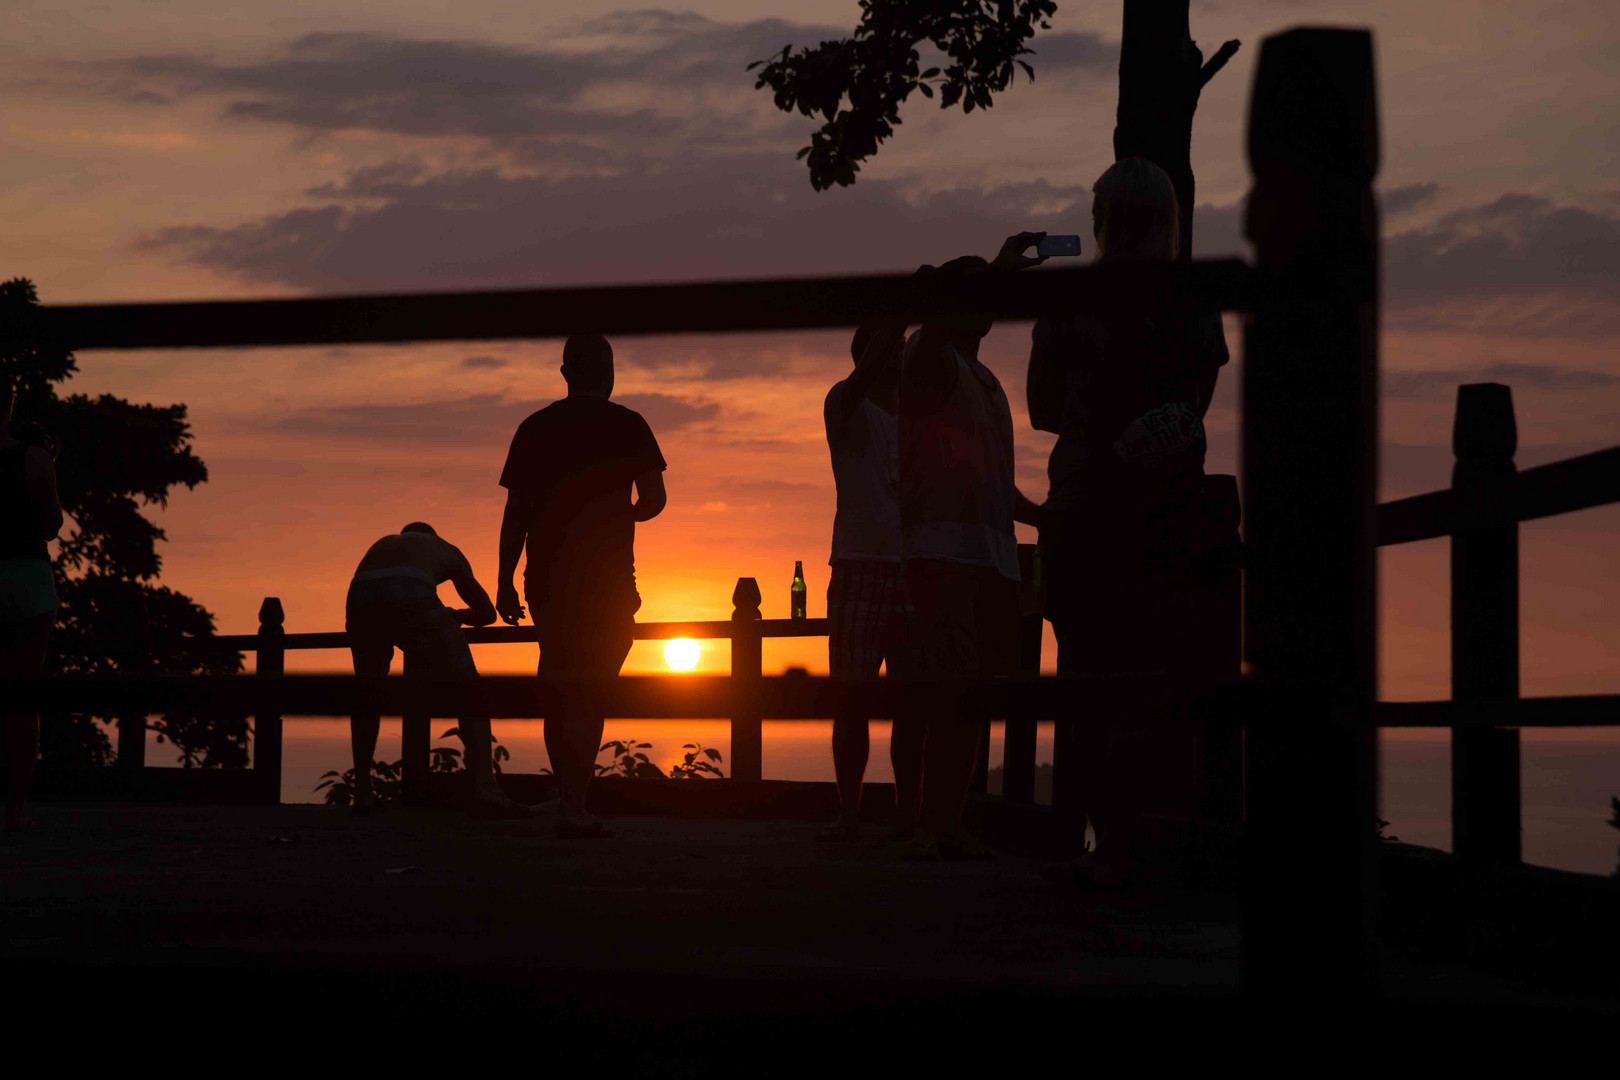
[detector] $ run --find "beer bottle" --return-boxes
[790,561,807,619]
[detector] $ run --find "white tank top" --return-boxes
[899,342,1019,580]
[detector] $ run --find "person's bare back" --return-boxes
[354,525,495,628]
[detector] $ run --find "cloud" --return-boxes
[1382,182,1441,217]
[1383,362,1618,401]
[143,152,1094,292]
[269,389,720,443]
[1387,193,1620,298]
[1194,188,1620,336]
[76,13,1116,172]
[462,355,508,369]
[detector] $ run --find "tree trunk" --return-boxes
[1113,1,1236,261]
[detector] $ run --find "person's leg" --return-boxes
[888,717,925,835]
[905,562,985,845]
[886,571,924,836]
[916,568,1018,843]
[543,611,630,833]
[2,613,53,831]
[826,562,882,835]
[346,638,391,812]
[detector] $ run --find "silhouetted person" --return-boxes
[496,334,666,839]
[1026,158,1235,883]
[898,234,1046,858]
[346,522,519,815]
[0,388,62,832]
[819,319,924,841]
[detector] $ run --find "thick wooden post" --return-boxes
[1241,28,1380,998]
[1195,476,1244,824]
[400,649,431,806]
[1002,543,1042,803]
[730,577,763,782]
[1451,383,1521,863]
[253,597,285,804]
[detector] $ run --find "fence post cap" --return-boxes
[258,597,285,629]
[1454,382,1516,463]
[731,577,762,619]
[1247,27,1379,183]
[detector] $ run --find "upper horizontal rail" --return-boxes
[1376,444,1620,546]
[208,617,831,651]
[39,260,1255,351]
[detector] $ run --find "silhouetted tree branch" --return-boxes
[750,0,1057,190]
[751,1,1239,261]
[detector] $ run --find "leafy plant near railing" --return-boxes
[436,726,511,776]
[596,739,665,780]
[596,738,725,780]
[670,743,724,780]
[316,758,402,807]
[313,728,514,806]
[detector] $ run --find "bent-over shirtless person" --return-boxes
[346,522,522,815]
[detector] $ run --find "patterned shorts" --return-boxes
[345,569,477,677]
[827,559,919,679]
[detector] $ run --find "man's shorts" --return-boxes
[345,567,476,677]
[529,595,635,678]
[827,559,919,679]
[903,559,1019,678]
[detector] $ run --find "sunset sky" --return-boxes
[4,1,1616,696]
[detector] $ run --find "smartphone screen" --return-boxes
[1037,234,1082,257]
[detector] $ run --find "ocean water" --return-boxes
[162,718,1619,879]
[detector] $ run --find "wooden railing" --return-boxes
[1375,383,1620,865]
[108,558,1054,805]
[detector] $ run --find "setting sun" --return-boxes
[664,638,702,672]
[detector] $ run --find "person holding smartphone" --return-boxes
[896,234,1046,858]
[0,388,63,833]
[1025,158,1235,884]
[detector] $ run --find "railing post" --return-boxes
[1002,543,1041,803]
[400,650,431,806]
[253,597,285,805]
[116,714,146,772]
[730,577,763,782]
[1242,28,1380,998]
[1451,383,1521,863]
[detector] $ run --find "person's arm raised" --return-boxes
[631,468,666,522]
[444,544,498,627]
[23,445,63,542]
[827,324,903,431]
[496,492,529,625]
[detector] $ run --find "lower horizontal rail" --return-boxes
[1375,695,1620,728]
[14,675,1616,727]
[11,673,1243,720]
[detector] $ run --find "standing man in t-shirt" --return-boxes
[819,319,924,841]
[899,235,1046,858]
[496,334,667,838]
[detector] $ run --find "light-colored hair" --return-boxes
[1091,158,1179,262]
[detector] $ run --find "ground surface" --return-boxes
[2,804,1613,1067]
